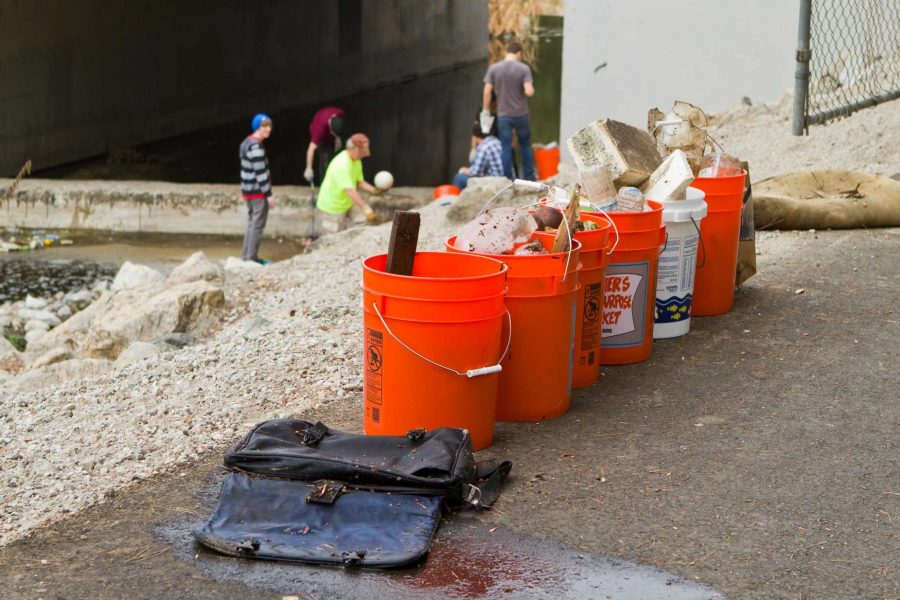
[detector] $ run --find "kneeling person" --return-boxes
[315,133,380,233]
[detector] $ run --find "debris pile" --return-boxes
[1,227,73,253]
[566,101,744,211]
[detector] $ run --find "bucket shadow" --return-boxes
[156,474,721,600]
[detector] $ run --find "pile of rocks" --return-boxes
[0,252,227,392]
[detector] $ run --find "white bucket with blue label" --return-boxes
[654,187,707,339]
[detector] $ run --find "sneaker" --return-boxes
[254,258,270,266]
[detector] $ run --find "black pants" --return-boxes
[316,145,336,185]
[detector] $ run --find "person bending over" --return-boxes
[315,133,381,233]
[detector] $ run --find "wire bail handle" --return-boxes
[476,179,577,282]
[372,302,512,378]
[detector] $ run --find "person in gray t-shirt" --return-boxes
[483,41,536,180]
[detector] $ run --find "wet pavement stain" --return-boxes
[156,475,722,600]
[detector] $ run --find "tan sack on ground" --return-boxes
[754,170,900,230]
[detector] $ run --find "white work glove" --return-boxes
[479,110,495,135]
[267,195,275,209]
[303,167,314,183]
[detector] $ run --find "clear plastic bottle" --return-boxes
[615,186,645,212]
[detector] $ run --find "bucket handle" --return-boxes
[690,216,707,269]
[371,302,512,378]
[659,229,669,255]
[590,207,620,255]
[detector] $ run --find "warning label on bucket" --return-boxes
[581,282,602,351]
[602,262,649,347]
[365,329,384,413]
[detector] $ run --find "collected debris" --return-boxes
[452,207,537,254]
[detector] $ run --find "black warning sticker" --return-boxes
[581,282,602,351]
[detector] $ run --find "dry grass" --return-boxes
[488,0,539,66]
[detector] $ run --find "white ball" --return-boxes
[374,170,394,190]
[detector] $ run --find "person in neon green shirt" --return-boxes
[315,133,381,232]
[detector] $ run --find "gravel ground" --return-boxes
[2,97,898,549]
[708,93,900,180]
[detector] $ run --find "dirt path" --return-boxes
[1,228,898,599]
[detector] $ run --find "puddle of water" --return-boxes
[156,474,721,600]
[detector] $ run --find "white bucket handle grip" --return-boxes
[371,302,512,378]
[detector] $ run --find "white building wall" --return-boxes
[560,0,797,161]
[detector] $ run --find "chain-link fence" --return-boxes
[792,0,900,135]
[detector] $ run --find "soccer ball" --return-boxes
[374,171,394,190]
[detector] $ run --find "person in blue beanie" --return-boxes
[240,113,273,264]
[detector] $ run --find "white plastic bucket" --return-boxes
[653,187,707,339]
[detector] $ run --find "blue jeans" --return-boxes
[498,115,536,180]
[452,171,470,190]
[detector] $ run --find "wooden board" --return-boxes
[386,211,421,275]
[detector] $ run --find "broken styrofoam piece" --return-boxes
[453,207,537,255]
[642,150,695,202]
[648,102,709,174]
[567,119,662,188]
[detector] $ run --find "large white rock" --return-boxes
[29,280,225,359]
[24,319,51,332]
[166,251,224,286]
[25,329,46,347]
[31,347,75,369]
[25,295,48,310]
[111,262,166,291]
[0,336,15,353]
[17,308,62,327]
[115,341,161,366]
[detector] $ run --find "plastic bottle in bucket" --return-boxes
[654,187,707,339]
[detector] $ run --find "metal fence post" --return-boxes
[792,0,813,136]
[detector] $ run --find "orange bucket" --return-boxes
[433,184,461,199]
[533,145,560,180]
[586,201,665,365]
[690,172,746,316]
[533,213,611,388]
[362,252,508,450]
[446,235,581,421]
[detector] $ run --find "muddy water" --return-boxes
[0,233,308,303]
[156,475,721,600]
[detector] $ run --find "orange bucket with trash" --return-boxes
[533,213,612,388]
[585,200,665,365]
[362,252,508,450]
[446,236,581,421]
[690,171,746,316]
[533,144,560,180]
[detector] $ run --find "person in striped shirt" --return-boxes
[453,121,504,190]
[240,113,273,264]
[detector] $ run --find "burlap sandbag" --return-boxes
[754,170,900,230]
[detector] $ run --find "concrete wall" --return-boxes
[0,0,488,175]
[0,179,431,238]
[560,0,797,161]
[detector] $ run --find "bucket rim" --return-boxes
[363,251,509,283]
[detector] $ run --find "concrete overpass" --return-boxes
[0,0,487,176]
